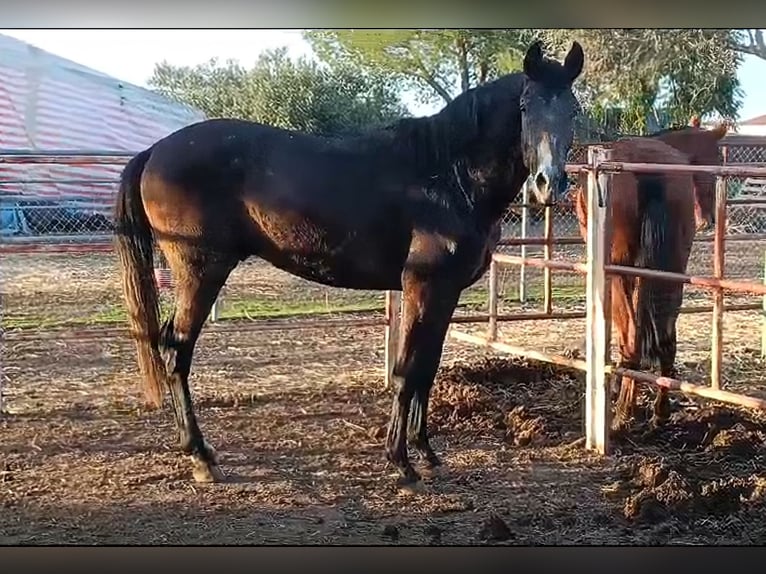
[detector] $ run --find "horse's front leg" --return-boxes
[385,256,462,491]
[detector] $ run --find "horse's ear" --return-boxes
[523,40,545,81]
[564,41,584,83]
[711,122,729,140]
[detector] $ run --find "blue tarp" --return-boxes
[0,201,112,237]
[0,203,28,236]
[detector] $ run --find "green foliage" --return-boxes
[149,29,747,139]
[729,29,766,61]
[538,29,744,134]
[148,47,409,135]
[304,29,535,106]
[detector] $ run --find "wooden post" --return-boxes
[487,258,499,341]
[762,251,766,360]
[543,204,554,314]
[210,298,220,323]
[519,182,530,302]
[384,290,402,389]
[710,176,727,389]
[584,146,612,454]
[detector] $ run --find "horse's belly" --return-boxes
[263,251,402,290]
[241,202,407,289]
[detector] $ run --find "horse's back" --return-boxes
[611,136,696,215]
[137,120,276,252]
[611,137,696,270]
[136,118,416,288]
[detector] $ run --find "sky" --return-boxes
[2,28,765,121]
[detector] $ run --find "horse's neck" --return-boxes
[471,156,528,229]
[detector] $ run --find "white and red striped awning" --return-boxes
[0,34,207,212]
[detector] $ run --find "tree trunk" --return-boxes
[479,60,489,85]
[457,37,470,93]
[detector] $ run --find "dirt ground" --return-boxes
[2,311,766,544]
[2,231,766,545]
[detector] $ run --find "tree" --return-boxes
[304,29,535,107]
[730,29,766,60]
[538,29,744,134]
[148,47,409,135]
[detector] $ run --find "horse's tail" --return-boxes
[634,173,672,369]
[114,147,166,408]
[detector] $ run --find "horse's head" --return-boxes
[659,122,728,231]
[520,40,584,205]
[692,123,728,231]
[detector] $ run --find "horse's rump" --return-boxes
[608,137,696,368]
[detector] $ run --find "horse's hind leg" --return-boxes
[611,275,641,433]
[159,248,237,483]
[651,292,683,427]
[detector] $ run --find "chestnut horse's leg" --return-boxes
[612,274,642,433]
[385,271,461,490]
[159,250,237,483]
[651,286,684,427]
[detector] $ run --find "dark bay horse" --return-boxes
[114,40,585,488]
[573,137,697,431]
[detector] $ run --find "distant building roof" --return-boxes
[0,33,207,212]
[740,114,766,126]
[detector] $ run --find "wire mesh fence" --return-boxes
[2,140,766,338]
[0,151,130,245]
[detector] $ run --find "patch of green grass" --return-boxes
[2,283,585,331]
[218,296,383,320]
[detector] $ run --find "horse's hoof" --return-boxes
[419,461,445,479]
[190,458,226,484]
[649,416,668,431]
[609,418,632,439]
[397,478,426,496]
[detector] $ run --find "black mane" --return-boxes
[382,72,525,178]
[648,125,696,137]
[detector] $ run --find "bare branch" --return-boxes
[729,29,766,60]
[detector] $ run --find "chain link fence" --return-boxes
[486,137,766,321]
[1,153,128,246]
[3,137,766,336]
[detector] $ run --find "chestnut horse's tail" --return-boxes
[114,147,166,409]
[634,174,672,369]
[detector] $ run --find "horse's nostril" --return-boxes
[535,172,548,189]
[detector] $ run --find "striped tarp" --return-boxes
[0,33,206,229]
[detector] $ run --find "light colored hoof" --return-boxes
[397,479,426,496]
[190,457,226,484]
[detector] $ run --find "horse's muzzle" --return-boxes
[528,169,566,206]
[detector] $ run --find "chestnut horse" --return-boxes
[573,137,697,430]
[114,41,584,488]
[646,123,727,230]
